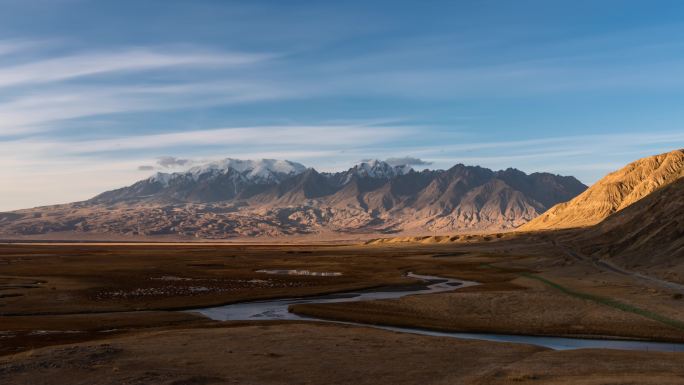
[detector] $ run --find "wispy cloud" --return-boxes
[411,132,684,154]
[0,43,280,136]
[0,39,47,57]
[48,123,417,153]
[0,81,294,135]
[302,24,684,98]
[156,156,194,169]
[0,48,271,89]
[0,122,417,170]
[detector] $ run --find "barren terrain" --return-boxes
[5,323,684,385]
[1,240,684,384]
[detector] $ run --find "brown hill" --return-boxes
[575,176,684,270]
[522,149,684,231]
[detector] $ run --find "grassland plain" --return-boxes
[2,240,684,384]
[3,323,684,385]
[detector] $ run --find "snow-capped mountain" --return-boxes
[348,160,412,179]
[150,158,307,186]
[93,158,308,203]
[1,158,588,238]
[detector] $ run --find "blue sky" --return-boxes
[2,0,684,210]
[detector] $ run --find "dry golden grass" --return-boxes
[2,323,684,385]
[3,241,684,384]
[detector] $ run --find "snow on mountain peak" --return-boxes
[188,158,306,178]
[351,160,413,179]
[147,158,418,187]
[149,158,307,186]
[150,171,173,186]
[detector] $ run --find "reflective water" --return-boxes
[192,273,684,352]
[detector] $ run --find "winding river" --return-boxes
[192,273,684,352]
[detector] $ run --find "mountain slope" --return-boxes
[0,159,586,238]
[576,177,684,267]
[522,149,684,231]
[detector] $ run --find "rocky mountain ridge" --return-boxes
[0,158,587,238]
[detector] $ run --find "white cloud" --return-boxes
[0,81,295,135]
[0,44,280,135]
[409,132,684,155]
[34,123,417,153]
[384,156,433,167]
[0,39,46,56]
[156,156,194,168]
[2,124,388,165]
[0,48,271,89]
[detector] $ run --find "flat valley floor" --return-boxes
[2,239,684,384]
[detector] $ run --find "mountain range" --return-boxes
[0,159,587,239]
[366,149,684,280]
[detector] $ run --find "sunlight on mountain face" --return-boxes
[0,159,587,238]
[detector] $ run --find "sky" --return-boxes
[2,0,684,211]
